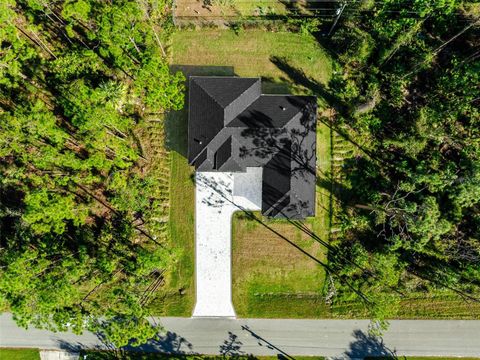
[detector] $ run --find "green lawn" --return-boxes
[232,120,332,318]
[233,0,288,16]
[163,27,480,320]
[146,108,195,316]
[231,213,329,318]
[171,29,332,91]
[330,293,480,319]
[168,28,334,318]
[0,348,40,360]
[81,351,324,359]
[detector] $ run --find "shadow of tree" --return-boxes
[260,77,293,94]
[312,32,342,63]
[56,328,197,355]
[164,109,189,157]
[198,172,372,304]
[126,331,195,354]
[269,56,348,115]
[169,65,235,78]
[318,117,399,170]
[316,156,390,209]
[196,172,232,209]
[219,331,247,358]
[55,338,108,353]
[237,105,316,181]
[338,329,397,359]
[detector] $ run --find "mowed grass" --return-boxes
[330,293,480,320]
[167,29,333,317]
[233,0,288,16]
[232,120,332,318]
[232,214,329,318]
[149,108,195,316]
[172,29,332,89]
[166,28,479,320]
[0,348,40,360]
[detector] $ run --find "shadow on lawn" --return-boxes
[269,55,348,116]
[197,173,372,305]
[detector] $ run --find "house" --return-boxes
[188,76,317,219]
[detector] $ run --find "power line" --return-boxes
[403,16,480,78]
[176,4,477,17]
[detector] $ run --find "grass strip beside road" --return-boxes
[0,348,40,360]
[81,351,324,359]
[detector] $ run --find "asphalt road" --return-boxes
[1,314,479,358]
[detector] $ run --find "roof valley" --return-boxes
[188,76,317,219]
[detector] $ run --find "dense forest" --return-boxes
[319,0,480,328]
[0,0,184,346]
[0,0,479,347]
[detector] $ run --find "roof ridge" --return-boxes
[283,108,304,129]
[223,78,260,109]
[263,190,291,217]
[189,147,208,168]
[193,77,260,109]
[193,78,223,108]
[226,95,304,129]
[219,157,241,172]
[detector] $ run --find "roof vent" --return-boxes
[280,106,286,111]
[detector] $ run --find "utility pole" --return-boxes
[327,2,346,36]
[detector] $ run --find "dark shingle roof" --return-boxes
[262,146,292,216]
[228,95,309,128]
[193,77,260,108]
[188,76,317,219]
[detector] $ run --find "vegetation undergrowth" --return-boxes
[1,0,479,350]
[171,3,480,323]
[0,0,185,346]
[309,0,480,326]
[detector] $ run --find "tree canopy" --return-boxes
[0,0,184,346]
[321,0,480,326]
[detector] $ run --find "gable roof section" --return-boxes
[193,77,260,108]
[188,79,224,164]
[188,77,260,164]
[228,95,306,128]
[188,76,317,219]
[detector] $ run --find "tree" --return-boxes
[0,0,184,346]
[324,0,480,324]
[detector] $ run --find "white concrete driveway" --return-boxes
[192,168,262,317]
